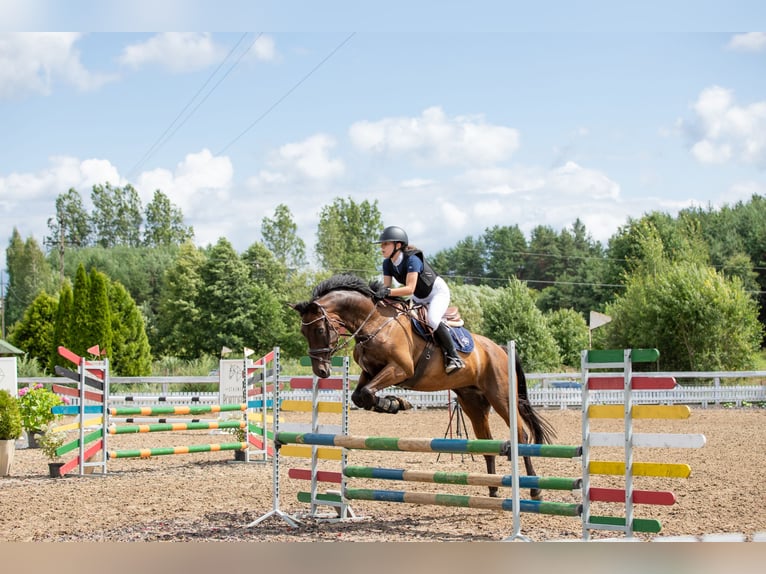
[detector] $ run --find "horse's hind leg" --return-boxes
[484,376,543,501]
[452,390,500,497]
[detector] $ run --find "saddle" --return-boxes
[411,305,464,328]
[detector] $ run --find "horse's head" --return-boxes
[290,299,340,379]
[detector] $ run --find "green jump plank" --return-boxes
[299,356,345,367]
[587,515,662,534]
[586,348,660,364]
[56,428,104,457]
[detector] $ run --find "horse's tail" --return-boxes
[514,357,557,444]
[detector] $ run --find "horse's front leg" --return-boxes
[351,364,413,414]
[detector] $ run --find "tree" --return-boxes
[430,236,486,284]
[88,268,112,358]
[4,229,56,328]
[196,238,285,357]
[109,281,152,375]
[91,183,143,247]
[7,292,58,371]
[156,241,206,359]
[143,189,194,247]
[44,188,92,280]
[483,225,527,285]
[315,197,382,277]
[603,233,763,371]
[545,308,590,368]
[261,204,306,269]
[242,242,288,290]
[481,278,561,371]
[69,264,91,361]
[49,280,73,372]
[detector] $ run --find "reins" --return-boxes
[302,297,407,360]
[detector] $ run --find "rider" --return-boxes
[375,225,465,374]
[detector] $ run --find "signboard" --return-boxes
[0,357,17,397]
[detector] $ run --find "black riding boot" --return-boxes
[433,322,465,374]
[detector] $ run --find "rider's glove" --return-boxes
[374,285,391,300]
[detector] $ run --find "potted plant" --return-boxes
[17,384,64,448]
[0,389,23,476]
[228,424,248,461]
[38,425,67,478]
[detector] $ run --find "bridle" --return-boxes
[301,299,402,361]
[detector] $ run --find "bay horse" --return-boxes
[290,273,555,498]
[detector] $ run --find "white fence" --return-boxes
[22,370,766,410]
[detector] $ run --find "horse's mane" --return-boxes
[311,273,383,301]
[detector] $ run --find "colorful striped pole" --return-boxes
[108,420,245,434]
[108,441,247,459]
[109,403,246,416]
[343,488,582,517]
[276,432,582,459]
[343,466,582,491]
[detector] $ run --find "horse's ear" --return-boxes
[290,301,309,314]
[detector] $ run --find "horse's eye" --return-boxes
[316,327,325,335]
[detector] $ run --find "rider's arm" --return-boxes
[389,271,418,297]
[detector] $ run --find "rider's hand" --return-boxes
[374,285,391,300]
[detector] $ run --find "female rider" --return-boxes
[375,225,465,374]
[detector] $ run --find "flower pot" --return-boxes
[26,430,42,449]
[0,439,15,476]
[234,449,247,462]
[48,462,65,478]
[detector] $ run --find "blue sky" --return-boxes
[2,3,766,273]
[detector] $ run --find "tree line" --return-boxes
[3,183,765,376]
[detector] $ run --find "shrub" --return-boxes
[0,390,23,440]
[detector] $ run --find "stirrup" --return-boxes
[444,356,465,374]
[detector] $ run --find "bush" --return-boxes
[17,385,64,431]
[0,390,23,440]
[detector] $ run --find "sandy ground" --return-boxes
[1,406,765,542]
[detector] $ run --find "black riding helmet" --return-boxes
[375,226,408,246]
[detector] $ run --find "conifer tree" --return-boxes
[50,280,73,372]
[109,281,152,375]
[88,268,112,357]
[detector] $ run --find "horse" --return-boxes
[290,273,555,499]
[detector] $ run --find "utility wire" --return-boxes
[127,33,257,179]
[217,32,356,156]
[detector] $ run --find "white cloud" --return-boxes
[349,106,520,166]
[727,32,766,52]
[547,161,620,199]
[0,33,116,100]
[119,33,224,73]
[685,86,766,168]
[0,156,123,202]
[252,35,277,61]
[136,148,233,213]
[249,134,345,186]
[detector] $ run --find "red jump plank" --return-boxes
[248,435,275,456]
[288,468,343,483]
[60,439,103,476]
[52,383,103,404]
[58,345,82,366]
[289,377,344,391]
[589,487,676,505]
[587,376,677,390]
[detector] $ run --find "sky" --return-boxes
[2,2,766,274]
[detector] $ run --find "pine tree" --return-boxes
[70,264,91,362]
[109,281,152,375]
[50,280,73,372]
[88,268,112,357]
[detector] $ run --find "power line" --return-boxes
[217,32,356,156]
[127,33,258,179]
